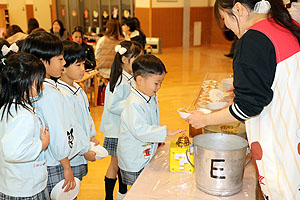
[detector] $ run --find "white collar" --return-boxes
[132,87,155,104]
[122,70,133,82]
[57,79,81,95]
[44,78,58,89]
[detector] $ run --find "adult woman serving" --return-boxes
[186,0,300,199]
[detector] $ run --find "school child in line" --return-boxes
[100,40,143,200]
[22,32,82,194]
[0,52,50,199]
[117,54,185,186]
[57,40,100,179]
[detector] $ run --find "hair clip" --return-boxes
[253,0,271,14]
[1,43,19,56]
[1,58,6,65]
[115,45,127,55]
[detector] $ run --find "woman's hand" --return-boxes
[225,85,234,93]
[185,110,207,129]
[62,167,76,192]
[223,85,235,107]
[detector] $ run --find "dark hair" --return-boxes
[105,20,124,40]
[132,17,143,33]
[62,40,85,68]
[72,26,85,38]
[21,31,63,63]
[0,39,10,62]
[30,27,46,34]
[122,18,138,32]
[214,0,300,43]
[27,18,39,34]
[109,40,143,92]
[50,19,66,37]
[0,52,46,120]
[6,25,24,37]
[132,54,167,79]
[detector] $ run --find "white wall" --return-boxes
[191,0,210,7]
[7,0,27,31]
[25,0,33,4]
[0,0,7,4]
[135,0,150,8]
[152,0,184,8]
[135,0,212,8]
[33,0,52,30]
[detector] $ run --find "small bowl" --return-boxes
[177,108,191,119]
[50,178,81,200]
[206,102,227,110]
[90,142,108,160]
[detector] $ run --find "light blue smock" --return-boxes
[0,104,47,197]
[100,70,135,138]
[33,78,81,166]
[117,88,167,172]
[57,79,96,166]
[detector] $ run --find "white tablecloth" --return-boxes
[124,141,257,200]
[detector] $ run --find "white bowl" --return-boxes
[206,102,227,111]
[177,108,191,119]
[221,78,233,91]
[197,108,212,114]
[90,142,108,160]
[209,89,224,102]
[50,177,81,200]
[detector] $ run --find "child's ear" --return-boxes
[136,75,143,85]
[40,58,48,67]
[121,56,129,64]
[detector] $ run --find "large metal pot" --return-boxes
[192,133,248,196]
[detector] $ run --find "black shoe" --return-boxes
[224,53,234,58]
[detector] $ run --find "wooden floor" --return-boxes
[77,45,247,199]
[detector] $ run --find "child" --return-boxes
[0,52,50,199]
[100,40,142,200]
[22,32,82,194]
[117,54,184,186]
[57,40,99,180]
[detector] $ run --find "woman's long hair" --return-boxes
[214,0,300,43]
[105,20,124,40]
[50,19,66,38]
[27,18,39,34]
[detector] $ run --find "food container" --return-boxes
[191,133,248,196]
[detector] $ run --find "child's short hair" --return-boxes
[132,54,167,79]
[0,52,46,120]
[62,40,85,68]
[21,31,63,63]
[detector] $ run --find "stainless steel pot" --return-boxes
[189,133,248,196]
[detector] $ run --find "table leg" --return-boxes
[93,76,99,107]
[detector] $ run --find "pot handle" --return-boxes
[244,147,252,167]
[186,144,194,168]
